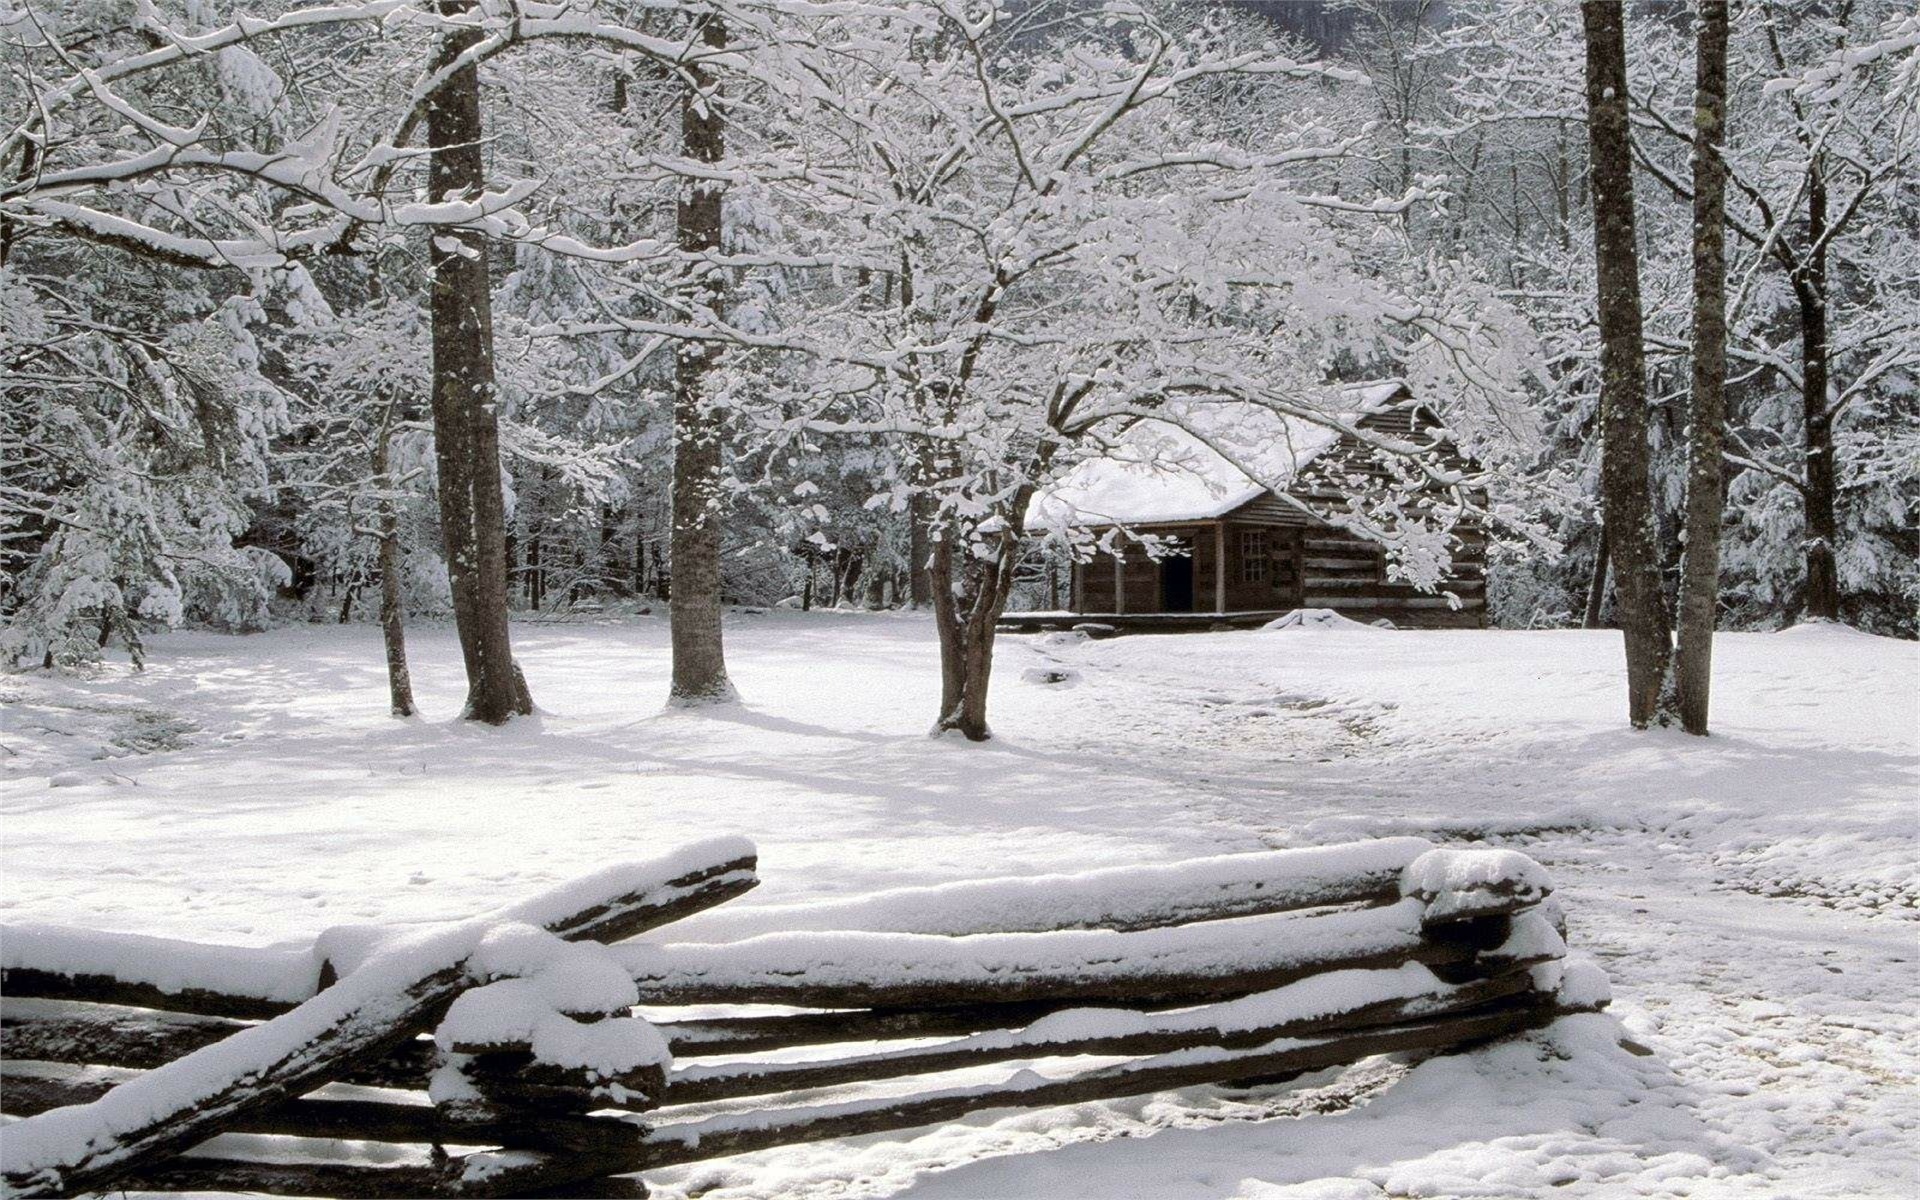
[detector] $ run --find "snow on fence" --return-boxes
[0,838,1606,1199]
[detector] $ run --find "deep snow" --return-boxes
[1,611,1914,1198]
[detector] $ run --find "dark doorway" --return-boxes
[1160,550,1194,612]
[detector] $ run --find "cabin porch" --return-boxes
[1067,518,1306,616]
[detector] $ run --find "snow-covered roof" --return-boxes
[1025,381,1407,530]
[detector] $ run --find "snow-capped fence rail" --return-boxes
[0,838,1605,1199]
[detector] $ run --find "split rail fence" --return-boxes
[0,835,1608,1198]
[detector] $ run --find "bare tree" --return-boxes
[370,406,418,720]
[1580,0,1671,728]
[425,1,533,723]
[668,7,737,706]
[1671,1,1729,735]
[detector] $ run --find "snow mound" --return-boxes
[1401,848,1553,922]
[1263,609,1383,632]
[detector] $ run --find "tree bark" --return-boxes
[928,522,1018,742]
[1582,524,1610,629]
[1581,0,1672,728]
[371,416,416,719]
[667,8,736,706]
[1795,164,1841,621]
[424,1,531,724]
[908,493,933,607]
[1671,1,1728,735]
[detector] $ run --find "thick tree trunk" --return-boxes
[1671,2,1728,736]
[928,526,1018,742]
[668,9,736,706]
[1581,1,1672,728]
[424,3,531,724]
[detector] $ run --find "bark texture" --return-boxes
[1582,525,1609,629]
[668,9,736,706]
[425,4,531,724]
[928,519,1020,742]
[1581,1,1672,728]
[371,416,416,719]
[908,493,933,607]
[1672,1,1728,735]
[1794,167,1840,621]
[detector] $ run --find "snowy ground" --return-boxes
[2,612,1915,1199]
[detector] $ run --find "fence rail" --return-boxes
[0,836,1605,1199]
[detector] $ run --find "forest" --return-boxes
[4,0,1914,735]
[1,3,1917,1199]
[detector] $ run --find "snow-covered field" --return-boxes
[2,613,1915,1199]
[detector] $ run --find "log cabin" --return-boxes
[1015,382,1487,630]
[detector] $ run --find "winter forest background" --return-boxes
[4,0,1914,724]
[3,4,1918,1196]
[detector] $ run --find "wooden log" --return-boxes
[2,998,254,1070]
[0,840,757,1200]
[662,838,1432,944]
[3,1059,529,1144]
[0,992,1118,1068]
[658,969,1539,1107]
[139,1144,648,1200]
[656,1000,1101,1056]
[460,1050,670,1111]
[112,1000,1580,1193]
[113,1158,446,1199]
[0,844,757,1022]
[0,930,318,1019]
[635,1000,1567,1170]
[0,971,300,1021]
[619,899,1465,1010]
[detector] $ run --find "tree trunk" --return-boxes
[424,1,531,724]
[1796,167,1840,621]
[378,523,416,719]
[371,417,417,719]
[1581,1,1672,728]
[928,524,1018,742]
[1671,1,1728,735]
[1582,524,1610,629]
[527,532,544,611]
[668,8,736,706]
[908,494,932,608]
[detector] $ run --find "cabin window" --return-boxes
[1239,529,1270,583]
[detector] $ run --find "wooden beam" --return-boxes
[0,842,757,1200]
[663,838,1433,942]
[1112,551,1125,615]
[635,1001,1566,1171]
[1213,521,1227,613]
[0,851,758,1021]
[617,902,1481,1009]
[658,970,1538,1106]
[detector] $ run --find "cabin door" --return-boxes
[1159,546,1195,612]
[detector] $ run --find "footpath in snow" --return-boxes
[1,612,1914,1199]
